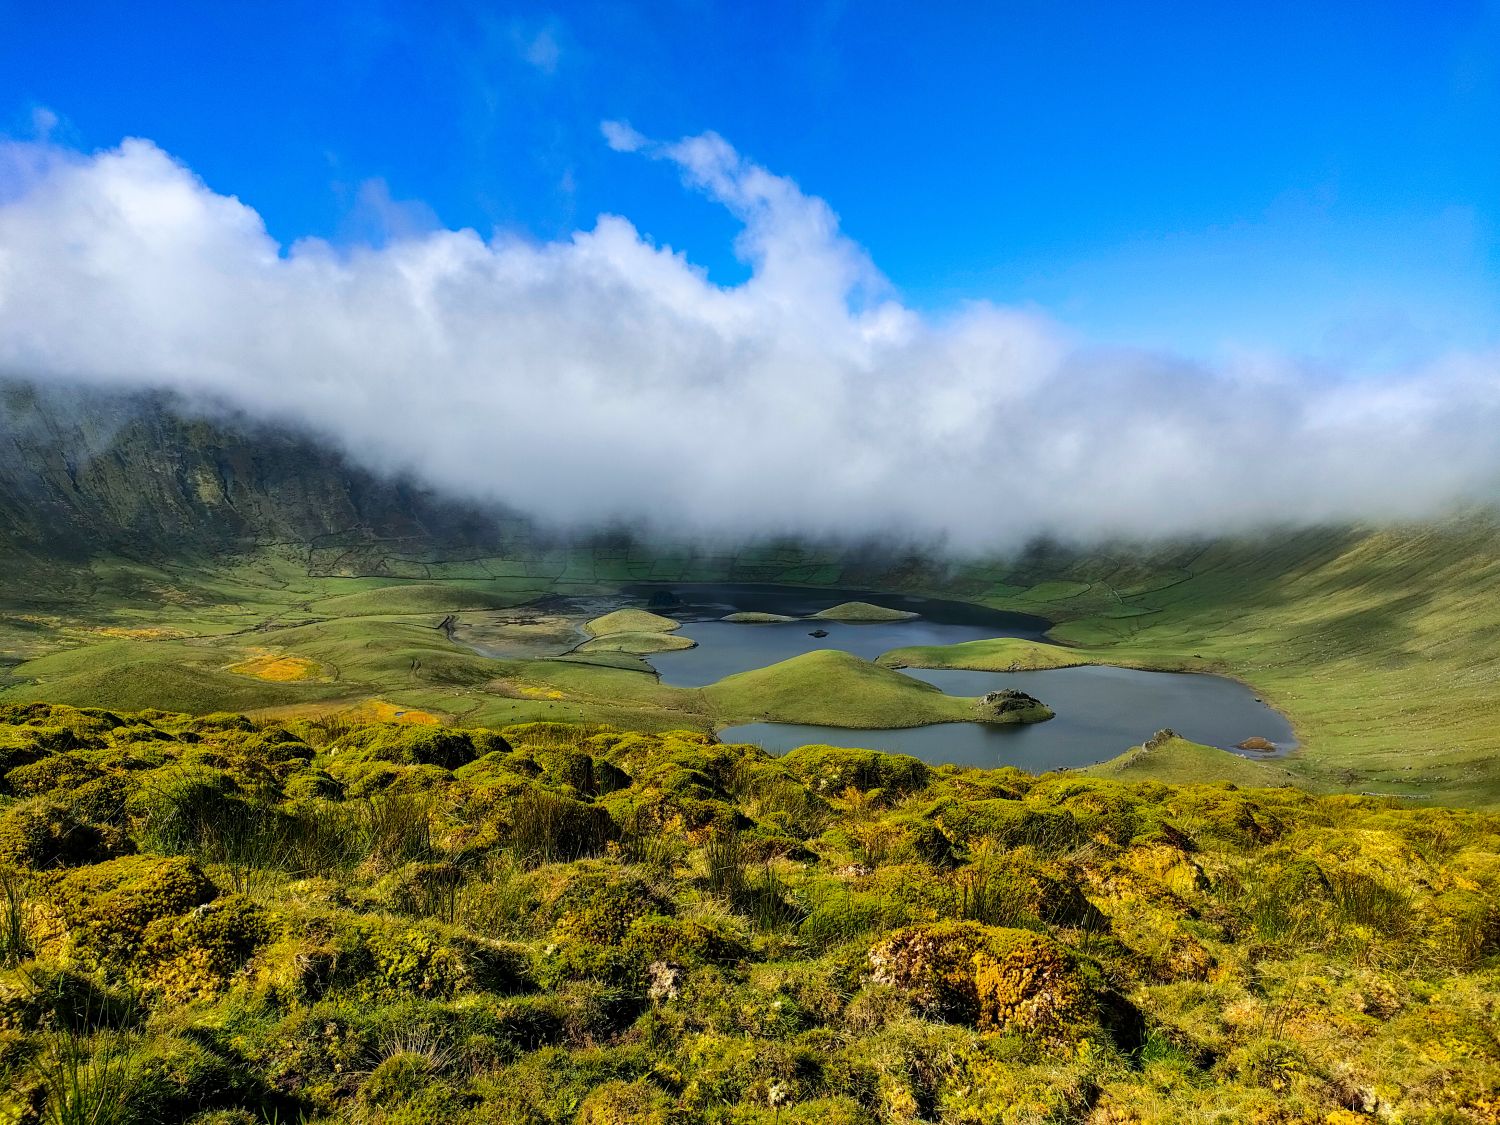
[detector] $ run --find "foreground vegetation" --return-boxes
[0,703,1496,1123]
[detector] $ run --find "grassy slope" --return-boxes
[880,637,1088,671]
[576,631,698,655]
[305,582,526,616]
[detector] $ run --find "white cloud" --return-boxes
[519,27,560,74]
[0,128,1496,551]
[600,119,646,153]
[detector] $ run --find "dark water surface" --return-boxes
[627,583,1294,770]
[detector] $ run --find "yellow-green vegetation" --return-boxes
[583,608,682,638]
[881,637,1088,672]
[809,601,919,622]
[0,703,1495,1123]
[226,651,328,683]
[722,612,800,623]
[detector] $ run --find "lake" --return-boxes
[630,583,1295,769]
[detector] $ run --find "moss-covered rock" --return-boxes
[868,922,1104,1042]
[0,796,132,868]
[137,893,273,1000]
[38,854,216,960]
[781,746,930,797]
[363,726,480,769]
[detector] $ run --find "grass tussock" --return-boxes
[0,702,1494,1123]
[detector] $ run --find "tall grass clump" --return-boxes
[359,793,435,869]
[1326,869,1414,939]
[508,788,613,865]
[957,867,1025,928]
[34,1028,135,1125]
[1,865,28,966]
[616,807,682,872]
[704,828,747,901]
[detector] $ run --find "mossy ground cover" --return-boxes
[0,703,1495,1123]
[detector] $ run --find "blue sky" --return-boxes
[2,0,1497,364]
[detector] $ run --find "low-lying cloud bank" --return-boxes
[0,126,1496,551]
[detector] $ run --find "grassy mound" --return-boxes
[0,703,1495,1123]
[704,650,979,727]
[583,608,682,638]
[881,636,1087,671]
[721,611,800,623]
[576,631,698,656]
[808,601,919,622]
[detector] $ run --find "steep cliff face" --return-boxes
[0,380,515,561]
